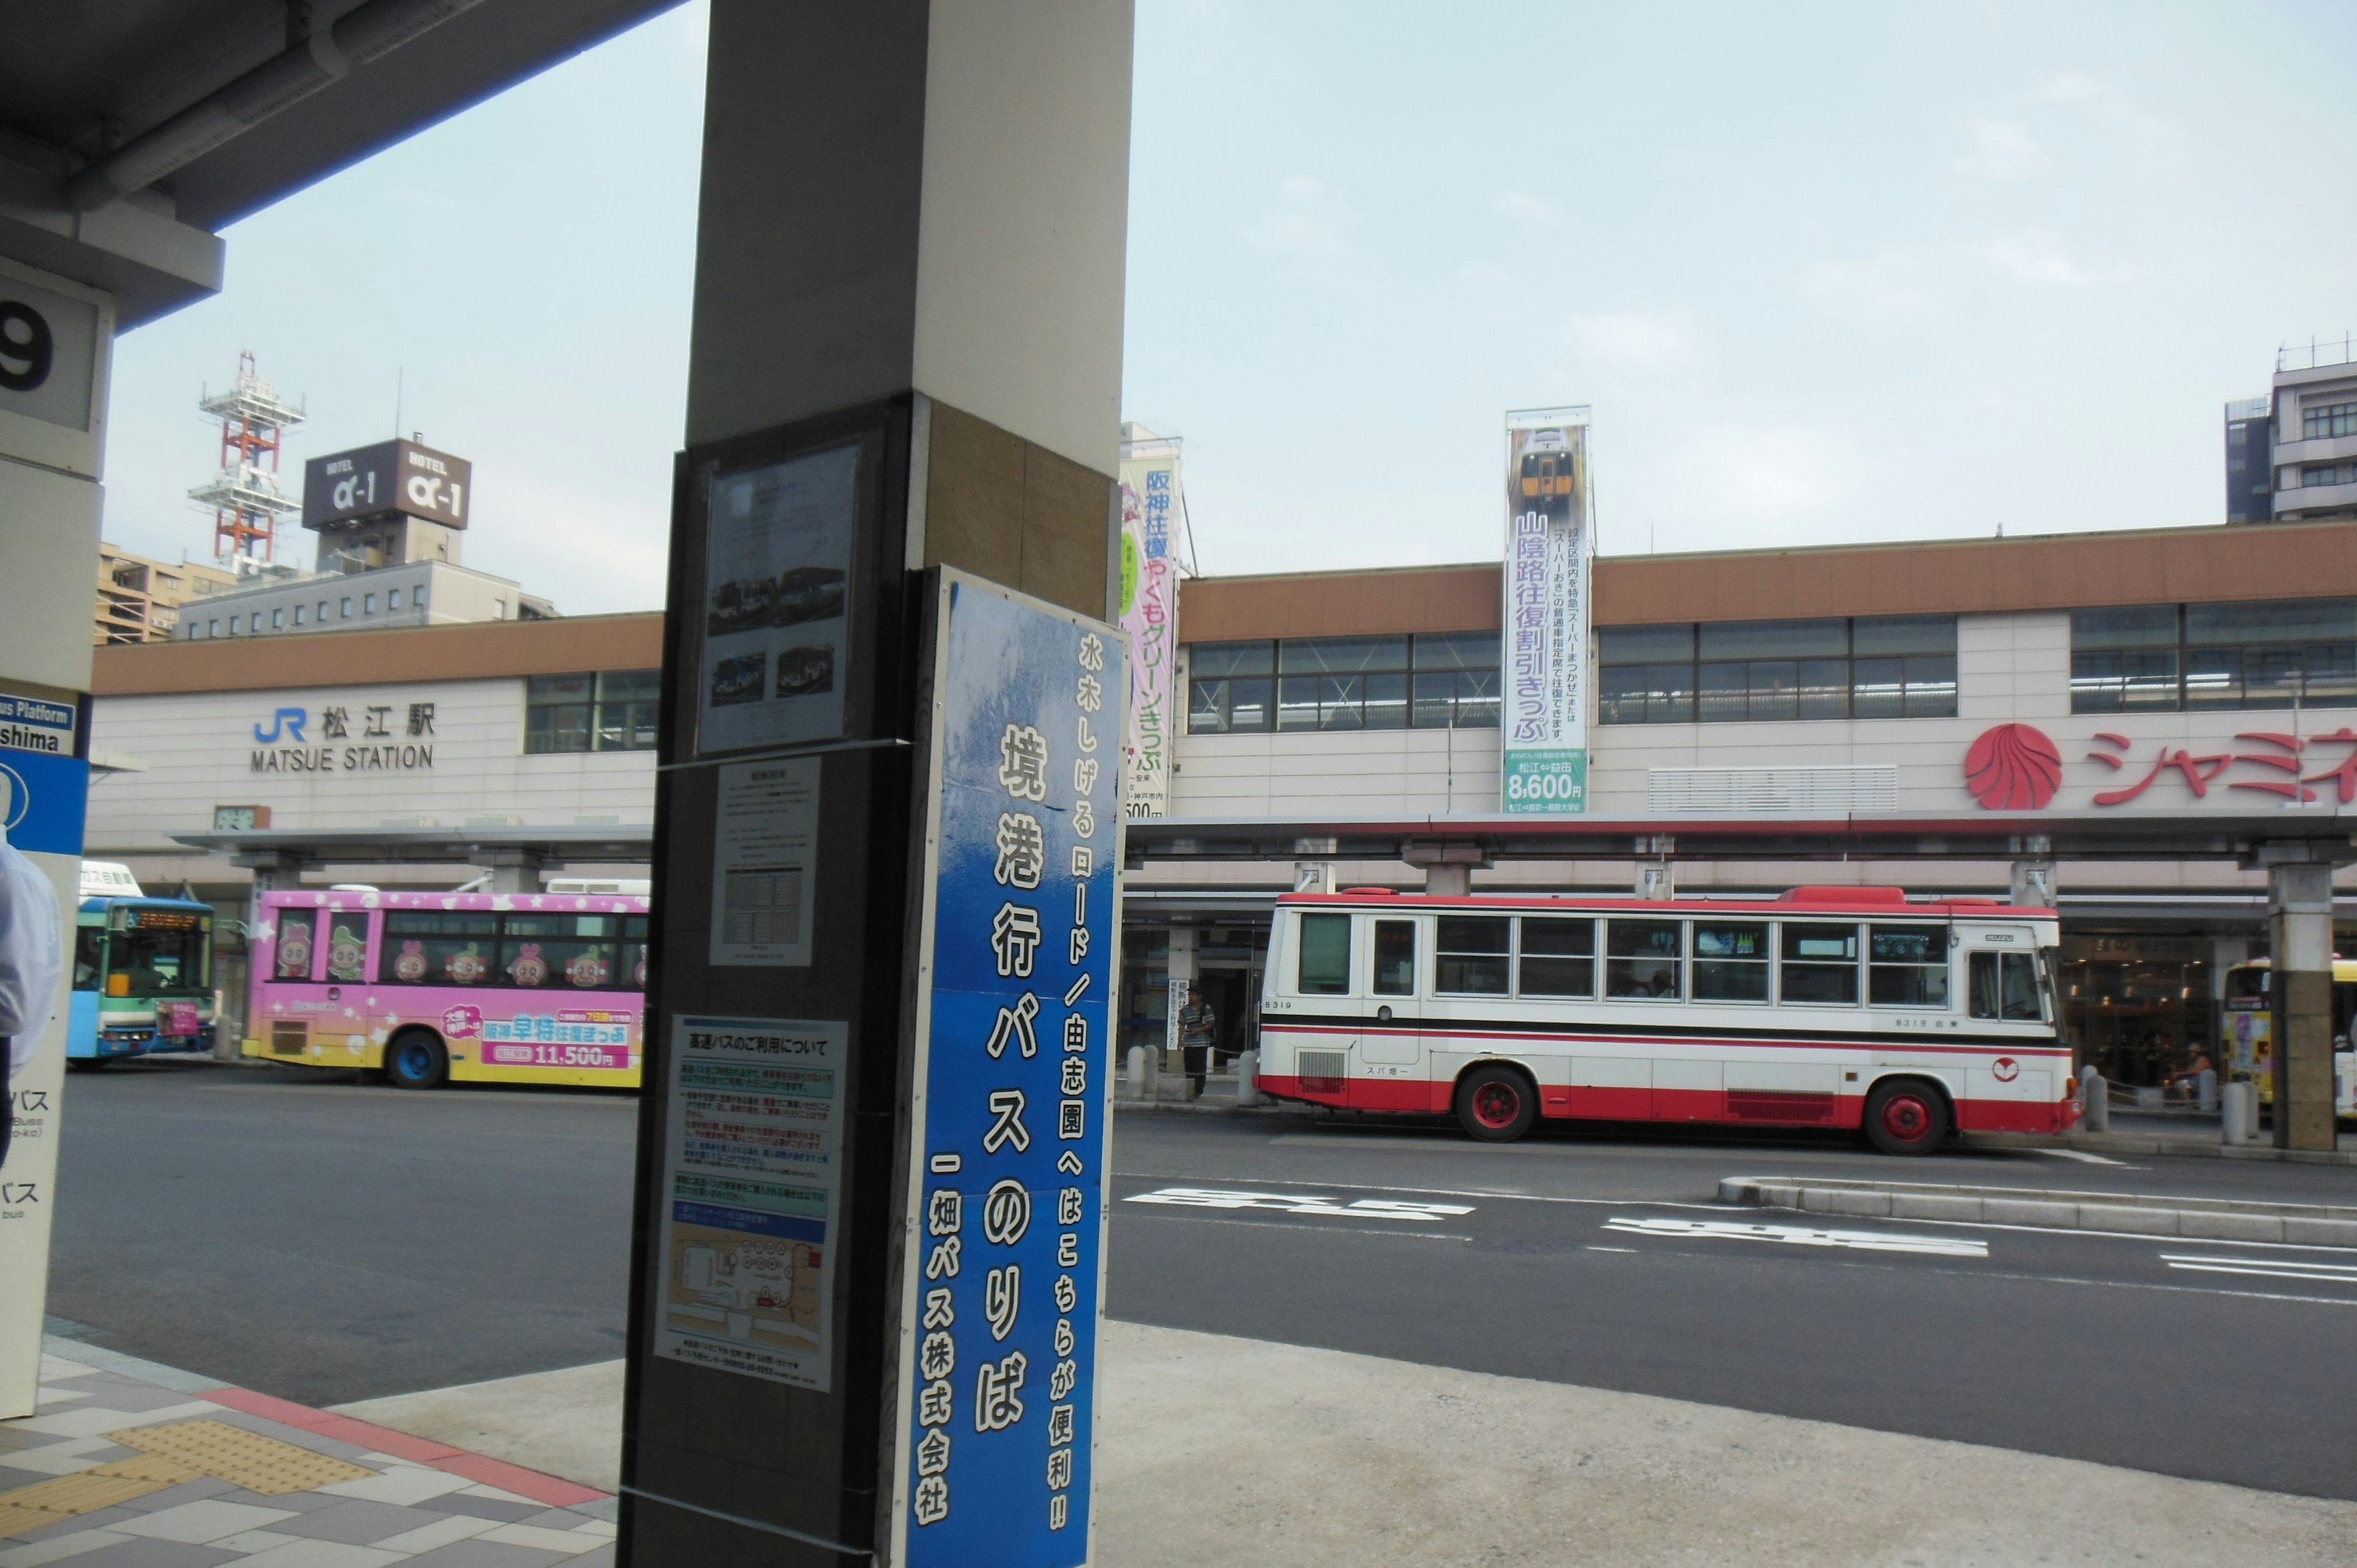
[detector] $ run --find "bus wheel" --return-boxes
[385,1031,449,1091]
[1455,1064,1536,1143]
[1864,1078,1948,1156]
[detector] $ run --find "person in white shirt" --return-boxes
[0,827,64,1168]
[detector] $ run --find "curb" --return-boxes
[1962,1130,2357,1166]
[1113,1097,1309,1118]
[1720,1176,2357,1245]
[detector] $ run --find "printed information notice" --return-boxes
[654,1015,846,1391]
[697,446,856,757]
[710,757,819,967]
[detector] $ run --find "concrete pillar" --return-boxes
[0,260,114,1419]
[622,6,1133,1564]
[1635,859,1674,901]
[1404,838,1489,898]
[2009,859,2057,908]
[1166,924,1198,1095]
[234,852,311,895]
[2266,859,2337,1152]
[474,849,546,895]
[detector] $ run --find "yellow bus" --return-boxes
[2218,959,2357,1118]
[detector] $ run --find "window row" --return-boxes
[1188,633,1501,733]
[188,584,427,639]
[1597,616,1957,725]
[2069,600,2357,713]
[526,670,661,752]
[271,908,650,990]
[2302,462,2357,490]
[2301,400,2357,441]
[1296,912,2043,1019]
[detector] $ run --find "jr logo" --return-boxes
[254,707,308,743]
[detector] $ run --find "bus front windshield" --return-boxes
[111,925,210,997]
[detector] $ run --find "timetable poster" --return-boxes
[708,756,819,968]
[653,1016,846,1391]
[698,445,856,757]
[892,574,1125,1567]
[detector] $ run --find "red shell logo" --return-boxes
[1964,724,2062,811]
[1992,1057,2019,1083]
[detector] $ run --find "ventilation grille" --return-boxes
[1296,1051,1347,1094]
[269,1021,307,1055]
[1725,1090,1837,1123]
[1648,766,1898,815]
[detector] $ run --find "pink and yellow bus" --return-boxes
[244,889,649,1089]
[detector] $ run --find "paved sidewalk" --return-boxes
[1,1338,614,1567]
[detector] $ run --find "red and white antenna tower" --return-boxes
[190,350,306,564]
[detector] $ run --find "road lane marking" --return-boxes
[2031,1149,2131,1166]
[2161,1253,2357,1286]
[1587,1246,1637,1253]
[1121,1210,1469,1242]
[1115,1172,1726,1210]
[1124,1187,1476,1221]
[1604,1217,1989,1258]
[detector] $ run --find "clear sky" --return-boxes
[101,1,2357,614]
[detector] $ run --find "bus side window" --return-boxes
[74,927,104,991]
[273,910,318,981]
[1969,952,2042,1021]
[622,915,651,991]
[1296,913,1351,995]
[1517,917,1594,998]
[323,915,371,983]
[2332,983,2357,1048]
[1373,919,1417,997]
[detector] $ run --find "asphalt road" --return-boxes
[41,1060,2357,1500]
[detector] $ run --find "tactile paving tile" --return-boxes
[0,1468,176,1532]
[107,1419,377,1496]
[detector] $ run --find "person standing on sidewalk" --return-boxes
[0,825,64,1168]
[1178,986,1218,1097]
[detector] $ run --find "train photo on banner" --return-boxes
[246,889,650,1089]
[1254,886,2075,1154]
[69,862,218,1068]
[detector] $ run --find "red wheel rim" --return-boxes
[1473,1081,1520,1129]
[1881,1093,1932,1142]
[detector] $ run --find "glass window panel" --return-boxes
[1868,924,1950,1007]
[1797,658,1849,719]
[1852,614,1956,657]
[1228,678,1272,731]
[1318,674,1364,730]
[1902,655,1958,718]
[2002,952,2042,1021]
[1517,916,1595,997]
[2178,646,2245,708]
[271,909,317,981]
[2071,605,2177,649]
[1692,921,1770,1002]
[1597,665,1648,726]
[1412,631,1501,671]
[1605,919,1683,999]
[1373,919,1417,996]
[1297,913,1351,995]
[1698,662,1749,724]
[2304,644,2357,705]
[1779,922,1860,1005]
[528,673,594,702]
[1746,660,1799,721]
[1363,670,1409,730]
[1276,675,1322,730]
[1188,678,1229,733]
[1411,670,1455,728]
[1598,624,1696,663]
[598,670,662,701]
[1186,641,1274,679]
[2070,650,2180,714]
[1646,663,1695,723]
[1700,618,1846,660]
[2185,598,2357,646]
[1280,636,1409,675]
[1435,916,1511,995]
[1851,657,1905,719]
[1454,670,1501,728]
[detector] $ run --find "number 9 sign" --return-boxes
[0,299,53,393]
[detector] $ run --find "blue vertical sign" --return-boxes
[896,573,1123,1567]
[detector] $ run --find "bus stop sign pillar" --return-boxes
[0,258,113,1419]
[621,4,1133,1564]
[2264,859,2336,1152]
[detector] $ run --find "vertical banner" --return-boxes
[1116,429,1181,818]
[1501,406,1593,815]
[892,571,1124,1567]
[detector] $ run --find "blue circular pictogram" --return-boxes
[0,760,27,833]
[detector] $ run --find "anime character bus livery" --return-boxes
[246,889,649,1089]
[69,862,217,1067]
[1256,886,2074,1154]
[2219,959,2357,1121]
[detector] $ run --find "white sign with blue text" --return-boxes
[892,573,1124,1568]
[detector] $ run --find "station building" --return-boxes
[82,516,2357,1089]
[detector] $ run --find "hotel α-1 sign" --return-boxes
[1964,722,2357,809]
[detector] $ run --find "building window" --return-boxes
[2302,401,2357,441]
[387,587,403,609]
[414,582,430,610]
[2071,600,2357,713]
[1186,633,1500,733]
[207,619,220,638]
[270,608,285,630]
[340,597,352,617]
[292,604,305,626]
[363,593,377,613]
[1599,616,1956,725]
[2302,462,2357,489]
[525,671,661,753]
[317,600,328,622]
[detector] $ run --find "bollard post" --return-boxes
[2078,1064,2110,1132]
[1236,1047,1259,1108]
[2221,1080,2256,1146]
[1125,1043,1146,1099]
[2196,1068,2218,1114]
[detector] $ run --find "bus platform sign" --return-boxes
[892,570,1124,1567]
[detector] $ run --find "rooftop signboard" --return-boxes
[302,438,472,531]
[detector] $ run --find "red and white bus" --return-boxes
[1255,886,2075,1153]
[245,889,649,1089]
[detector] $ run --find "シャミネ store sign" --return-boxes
[249,700,438,774]
[1964,722,2357,811]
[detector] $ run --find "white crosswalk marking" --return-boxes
[2161,1253,2357,1286]
[1604,1216,1989,1258]
[1125,1186,1475,1220]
